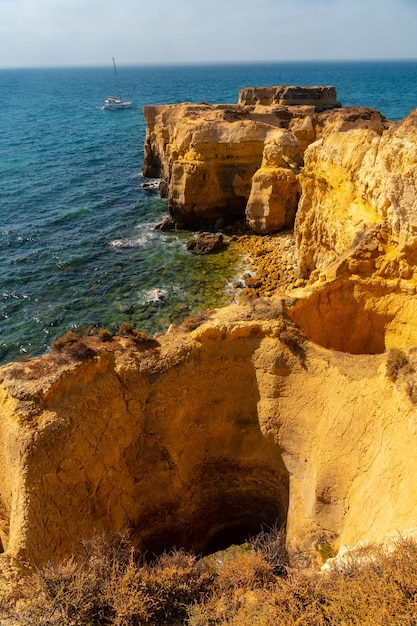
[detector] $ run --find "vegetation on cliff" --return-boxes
[2,91,417,623]
[2,530,416,625]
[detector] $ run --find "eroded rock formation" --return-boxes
[1,88,417,571]
[1,287,417,568]
[296,110,417,281]
[246,129,301,233]
[238,85,340,108]
[142,87,389,234]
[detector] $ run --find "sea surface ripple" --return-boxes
[1,61,417,364]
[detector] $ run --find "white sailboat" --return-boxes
[103,58,132,110]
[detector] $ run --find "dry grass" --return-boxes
[2,534,212,625]
[386,348,417,403]
[49,325,160,362]
[1,532,417,625]
[51,330,97,361]
[117,323,160,349]
[386,348,411,382]
[189,537,417,626]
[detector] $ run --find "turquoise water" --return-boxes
[1,61,417,364]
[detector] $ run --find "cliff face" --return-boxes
[142,87,389,234]
[1,88,417,569]
[296,110,417,280]
[0,294,417,567]
[238,85,340,108]
[143,102,294,228]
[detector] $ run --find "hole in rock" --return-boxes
[197,465,288,556]
[128,353,289,559]
[136,458,289,558]
[202,519,278,556]
[287,281,395,354]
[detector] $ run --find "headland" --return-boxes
[1,85,417,579]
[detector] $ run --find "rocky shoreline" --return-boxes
[231,231,300,299]
[1,85,417,577]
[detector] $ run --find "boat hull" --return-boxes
[103,96,132,110]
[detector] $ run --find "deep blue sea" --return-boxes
[1,61,417,365]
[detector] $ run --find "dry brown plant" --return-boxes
[1,532,416,625]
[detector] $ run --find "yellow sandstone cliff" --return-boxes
[1,87,417,570]
[142,86,389,234]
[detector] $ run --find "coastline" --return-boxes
[231,231,300,300]
[1,76,417,611]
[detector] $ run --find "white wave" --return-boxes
[146,288,168,303]
[108,229,157,249]
[108,239,124,248]
[138,178,160,190]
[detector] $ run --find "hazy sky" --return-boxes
[1,0,417,68]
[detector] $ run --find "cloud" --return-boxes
[0,0,416,67]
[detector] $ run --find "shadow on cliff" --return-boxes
[0,320,291,565]
[124,330,290,557]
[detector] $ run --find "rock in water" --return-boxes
[155,215,176,231]
[186,232,224,254]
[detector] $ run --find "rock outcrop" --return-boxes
[246,129,302,233]
[238,85,340,109]
[1,288,417,568]
[143,103,284,229]
[186,232,224,254]
[1,89,417,573]
[142,89,389,234]
[296,110,417,282]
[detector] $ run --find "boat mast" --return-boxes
[112,57,122,99]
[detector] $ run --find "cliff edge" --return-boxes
[1,87,417,569]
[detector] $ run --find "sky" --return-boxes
[0,0,417,68]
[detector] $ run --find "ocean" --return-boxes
[1,60,417,365]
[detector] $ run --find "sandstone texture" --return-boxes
[238,85,340,109]
[245,130,301,234]
[142,87,389,234]
[296,110,417,282]
[1,89,417,572]
[1,290,417,569]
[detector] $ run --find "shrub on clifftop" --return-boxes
[117,323,160,348]
[51,331,97,361]
[2,532,417,625]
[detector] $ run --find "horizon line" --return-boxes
[1,57,417,71]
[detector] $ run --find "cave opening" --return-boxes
[195,463,289,556]
[129,351,290,561]
[200,513,284,556]
[137,458,289,558]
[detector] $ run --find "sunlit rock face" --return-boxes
[2,94,417,571]
[245,129,302,234]
[0,317,292,566]
[296,110,417,281]
[143,102,290,229]
[238,85,340,109]
[1,282,417,568]
[142,90,390,236]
